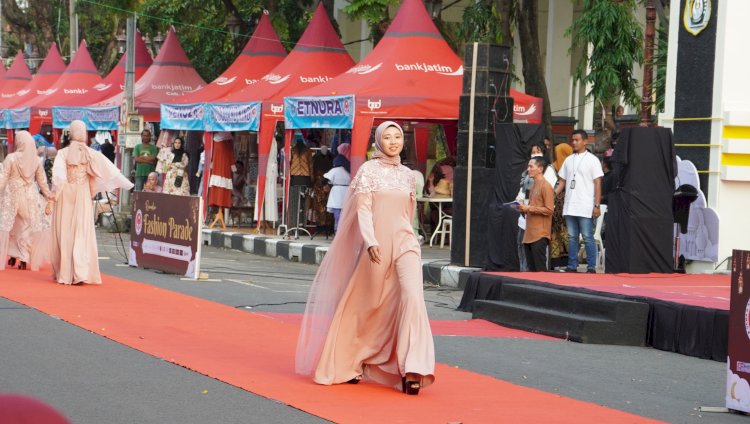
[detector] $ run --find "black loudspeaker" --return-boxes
[463,44,511,74]
[456,130,495,168]
[451,166,496,267]
[458,95,514,132]
[461,69,510,97]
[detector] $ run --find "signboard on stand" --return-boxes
[727,249,750,412]
[129,191,203,278]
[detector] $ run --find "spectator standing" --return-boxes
[555,129,603,273]
[518,157,554,272]
[133,129,158,191]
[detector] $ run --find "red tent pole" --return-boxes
[6,129,15,153]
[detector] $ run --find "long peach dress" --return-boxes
[49,121,134,284]
[296,157,435,390]
[0,135,52,271]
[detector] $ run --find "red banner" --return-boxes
[129,192,203,278]
[727,249,750,412]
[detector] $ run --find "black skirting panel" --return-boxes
[459,272,728,361]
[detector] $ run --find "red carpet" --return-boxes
[0,268,661,423]
[487,272,730,310]
[256,312,559,340]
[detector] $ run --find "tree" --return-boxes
[516,0,552,137]
[566,0,643,135]
[343,0,400,44]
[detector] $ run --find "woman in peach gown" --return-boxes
[0,131,54,271]
[49,120,134,285]
[296,121,435,395]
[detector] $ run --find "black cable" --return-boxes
[234,301,307,309]
[104,191,129,263]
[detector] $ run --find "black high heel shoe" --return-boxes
[347,375,362,384]
[18,261,27,271]
[401,376,421,395]
[8,257,16,267]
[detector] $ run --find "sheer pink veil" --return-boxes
[13,131,40,181]
[53,120,134,193]
[295,183,364,375]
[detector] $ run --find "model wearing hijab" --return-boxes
[162,137,190,196]
[296,121,435,395]
[0,131,54,271]
[49,120,134,284]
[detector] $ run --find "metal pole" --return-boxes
[119,14,136,212]
[69,0,78,56]
[640,0,656,126]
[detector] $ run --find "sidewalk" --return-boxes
[200,227,480,289]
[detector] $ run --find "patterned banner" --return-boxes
[205,102,261,132]
[5,107,31,129]
[160,103,206,131]
[52,106,120,130]
[284,95,355,129]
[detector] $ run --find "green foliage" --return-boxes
[566,0,643,108]
[653,26,667,113]
[343,0,400,42]
[459,1,503,44]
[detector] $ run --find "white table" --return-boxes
[416,196,453,247]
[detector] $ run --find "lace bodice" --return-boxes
[67,164,90,184]
[351,160,416,195]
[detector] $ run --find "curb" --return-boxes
[201,229,480,288]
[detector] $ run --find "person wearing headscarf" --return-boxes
[296,121,435,395]
[162,136,190,196]
[0,131,55,271]
[49,120,134,285]
[553,142,573,172]
[322,144,351,234]
[550,142,573,268]
[143,172,162,193]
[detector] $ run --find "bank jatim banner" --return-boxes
[727,249,750,412]
[129,192,203,278]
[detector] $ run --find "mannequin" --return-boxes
[207,132,235,229]
[288,133,313,236]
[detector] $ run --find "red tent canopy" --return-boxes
[97,27,206,121]
[288,0,463,171]
[1,43,67,109]
[0,52,32,105]
[99,31,153,97]
[210,3,354,215]
[25,41,105,114]
[510,88,543,124]
[176,14,286,104]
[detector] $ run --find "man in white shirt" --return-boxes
[554,130,603,273]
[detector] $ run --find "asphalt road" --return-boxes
[0,232,745,423]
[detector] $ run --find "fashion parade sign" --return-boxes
[129,192,203,279]
[52,106,120,130]
[727,249,750,413]
[284,95,355,129]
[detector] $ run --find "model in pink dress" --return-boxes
[296,121,435,395]
[0,131,54,271]
[49,120,134,285]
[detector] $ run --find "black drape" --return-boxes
[484,123,544,271]
[605,127,676,273]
